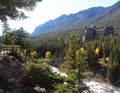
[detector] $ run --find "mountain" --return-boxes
[32,7,104,35]
[32,1,120,36]
[88,1,120,26]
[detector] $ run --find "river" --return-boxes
[83,79,120,93]
[49,65,120,93]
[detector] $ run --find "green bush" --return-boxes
[26,62,55,89]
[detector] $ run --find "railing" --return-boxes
[0,45,20,55]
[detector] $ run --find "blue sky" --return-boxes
[0,0,119,35]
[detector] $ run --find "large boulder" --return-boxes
[0,55,47,93]
[0,55,27,89]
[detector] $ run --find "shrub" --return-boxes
[26,62,55,89]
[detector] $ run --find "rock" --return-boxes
[22,87,35,93]
[0,55,47,93]
[0,55,27,90]
[34,86,46,93]
[0,89,3,93]
[22,87,46,93]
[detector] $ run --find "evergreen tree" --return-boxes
[2,21,12,44]
[12,28,29,45]
[75,48,88,92]
[62,32,89,92]
[64,32,78,74]
[0,0,42,21]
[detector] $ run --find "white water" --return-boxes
[49,65,120,93]
[49,65,68,77]
[83,80,120,93]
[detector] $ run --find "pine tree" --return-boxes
[75,48,88,85]
[64,32,78,74]
[2,21,12,44]
[0,0,42,21]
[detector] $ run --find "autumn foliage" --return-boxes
[45,51,51,59]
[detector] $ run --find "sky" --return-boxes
[0,0,119,35]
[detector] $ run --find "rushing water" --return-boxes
[49,65,68,77]
[49,65,120,93]
[83,80,120,93]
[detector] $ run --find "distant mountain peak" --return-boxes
[31,1,120,36]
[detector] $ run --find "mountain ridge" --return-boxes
[31,1,120,36]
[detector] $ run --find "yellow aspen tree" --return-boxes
[45,51,51,59]
[31,50,37,57]
[95,47,99,54]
